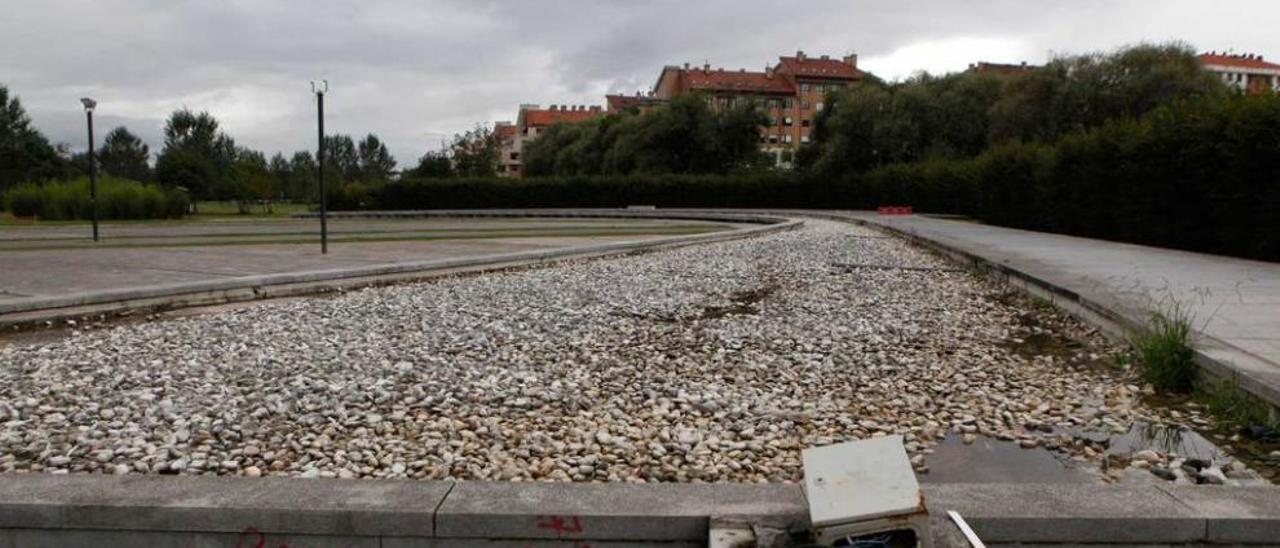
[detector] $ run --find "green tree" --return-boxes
[227,147,273,212]
[288,151,317,201]
[321,134,359,182]
[155,109,228,204]
[449,125,499,177]
[409,149,454,178]
[0,85,69,191]
[802,42,1227,182]
[268,152,291,199]
[356,133,396,182]
[523,94,766,176]
[98,126,151,182]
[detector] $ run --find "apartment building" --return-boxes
[497,104,603,177]
[605,92,666,114]
[495,50,861,175]
[1199,52,1280,94]
[652,51,863,165]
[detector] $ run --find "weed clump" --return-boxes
[1131,305,1196,393]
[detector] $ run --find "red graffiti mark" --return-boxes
[522,543,592,548]
[235,526,292,548]
[535,515,584,536]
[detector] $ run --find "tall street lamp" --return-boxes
[80,97,99,242]
[311,81,328,254]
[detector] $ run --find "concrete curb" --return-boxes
[0,211,799,329]
[0,476,1277,546]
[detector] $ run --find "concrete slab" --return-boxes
[0,475,450,537]
[4,476,1280,545]
[434,482,807,541]
[0,528,379,548]
[384,540,699,548]
[1160,486,1280,544]
[922,484,1205,544]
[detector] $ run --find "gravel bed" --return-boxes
[0,219,1222,482]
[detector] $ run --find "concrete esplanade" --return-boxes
[4,208,1280,546]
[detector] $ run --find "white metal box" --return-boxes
[802,435,933,547]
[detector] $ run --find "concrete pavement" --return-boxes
[0,217,731,302]
[0,212,794,328]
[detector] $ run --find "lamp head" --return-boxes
[80,97,97,111]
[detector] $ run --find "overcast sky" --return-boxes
[4,0,1277,167]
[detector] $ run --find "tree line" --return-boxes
[798,42,1225,177]
[521,94,769,176]
[1,84,506,213]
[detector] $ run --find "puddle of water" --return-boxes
[1102,422,1223,462]
[920,433,1094,484]
[921,422,1238,485]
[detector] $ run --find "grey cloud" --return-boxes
[4,0,1278,167]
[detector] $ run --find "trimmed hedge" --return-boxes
[858,94,1280,262]
[353,173,835,210]
[3,176,189,220]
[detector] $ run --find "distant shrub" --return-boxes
[3,176,188,220]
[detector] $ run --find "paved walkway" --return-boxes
[837,211,1280,407]
[0,217,730,302]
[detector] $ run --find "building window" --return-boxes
[783,117,793,126]
[510,152,519,160]
[769,135,779,144]
[802,100,810,110]
[800,83,810,92]
[783,98,793,109]
[801,135,810,144]
[801,119,811,128]
[815,101,824,112]
[784,135,793,144]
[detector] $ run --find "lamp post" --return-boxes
[311,81,328,254]
[80,97,99,242]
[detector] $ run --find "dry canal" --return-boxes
[0,219,1271,486]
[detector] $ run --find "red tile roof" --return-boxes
[606,94,666,111]
[522,107,603,127]
[494,123,517,141]
[683,69,794,94]
[776,56,861,80]
[1199,53,1280,71]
